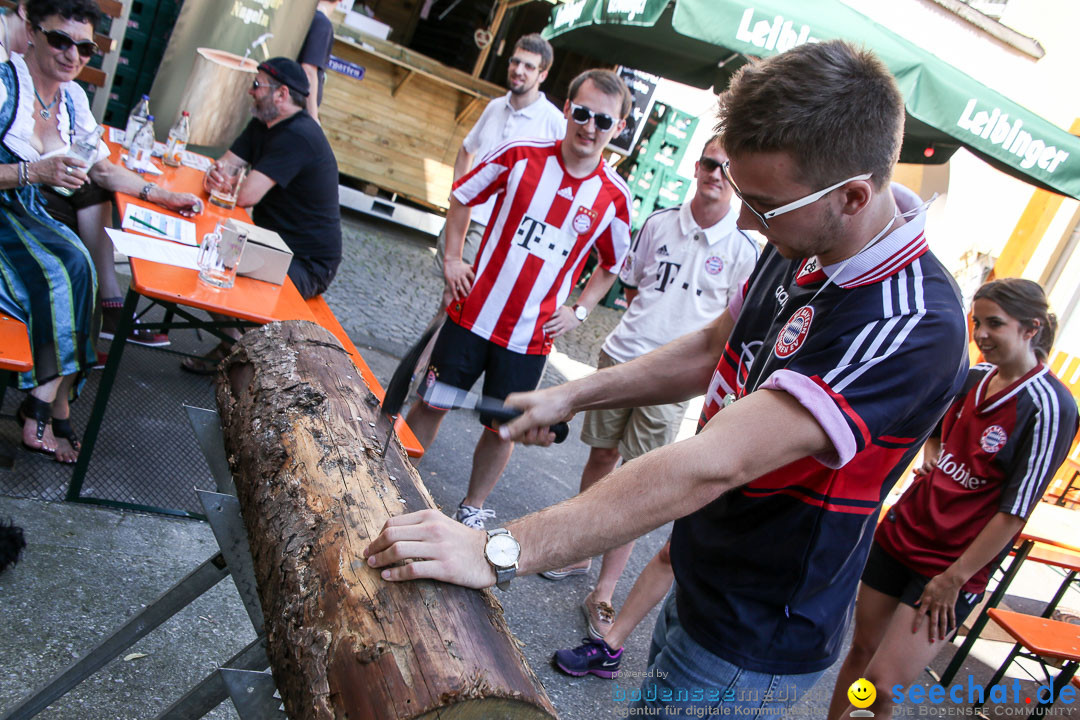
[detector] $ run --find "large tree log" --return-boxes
[213,321,556,720]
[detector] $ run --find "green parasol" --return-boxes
[544,0,1080,199]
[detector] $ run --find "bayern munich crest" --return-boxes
[572,205,598,234]
[705,256,724,275]
[980,425,1008,453]
[774,306,814,359]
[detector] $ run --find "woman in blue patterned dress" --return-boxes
[1,0,199,462]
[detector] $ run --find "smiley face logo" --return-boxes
[848,678,876,709]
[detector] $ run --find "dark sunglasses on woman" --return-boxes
[35,26,98,58]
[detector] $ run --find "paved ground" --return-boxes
[2,212,1079,719]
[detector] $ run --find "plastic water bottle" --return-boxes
[163,111,190,168]
[130,115,155,170]
[123,95,150,150]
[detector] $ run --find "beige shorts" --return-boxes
[580,350,690,462]
[431,219,486,277]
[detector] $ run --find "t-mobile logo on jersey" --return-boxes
[654,260,682,292]
[937,451,988,490]
[514,215,574,264]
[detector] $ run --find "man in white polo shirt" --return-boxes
[430,33,566,299]
[539,136,759,641]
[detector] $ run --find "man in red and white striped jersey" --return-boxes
[408,69,633,530]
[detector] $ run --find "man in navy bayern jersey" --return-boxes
[367,41,969,715]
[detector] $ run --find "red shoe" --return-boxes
[100,304,169,347]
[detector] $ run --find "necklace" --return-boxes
[33,85,59,120]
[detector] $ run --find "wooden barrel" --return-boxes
[176,48,258,146]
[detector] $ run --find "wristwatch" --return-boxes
[573,304,588,322]
[484,528,520,591]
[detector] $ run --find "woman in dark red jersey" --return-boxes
[828,278,1079,719]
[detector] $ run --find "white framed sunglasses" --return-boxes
[721,160,872,229]
[569,103,616,132]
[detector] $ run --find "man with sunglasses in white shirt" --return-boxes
[407,69,633,533]
[429,33,565,306]
[369,41,969,716]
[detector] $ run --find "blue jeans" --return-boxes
[619,593,824,716]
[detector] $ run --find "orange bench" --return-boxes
[0,312,32,469]
[0,312,33,374]
[980,609,1080,713]
[305,296,423,459]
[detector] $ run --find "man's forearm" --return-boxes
[508,386,831,574]
[302,64,320,120]
[567,312,732,412]
[576,267,617,313]
[443,197,472,262]
[453,147,475,183]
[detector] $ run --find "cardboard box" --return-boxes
[226,219,293,286]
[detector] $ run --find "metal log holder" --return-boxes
[1,406,286,720]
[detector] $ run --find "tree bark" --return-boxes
[214,321,556,720]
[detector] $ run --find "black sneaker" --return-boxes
[552,637,622,679]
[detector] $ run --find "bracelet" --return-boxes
[17,161,27,186]
[139,183,154,201]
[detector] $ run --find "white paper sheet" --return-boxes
[108,127,125,144]
[106,228,200,270]
[181,151,212,171]
[121,205,198,246]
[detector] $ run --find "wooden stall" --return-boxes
[321,25,505,213]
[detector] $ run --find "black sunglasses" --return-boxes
[251,80,275,90]
[570,103,615,132]
[699,156,723,173]
[35,26,98,58]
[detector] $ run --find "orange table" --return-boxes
[106,137,315,325]
[68,141,318,514]
[1023,502,1080,553]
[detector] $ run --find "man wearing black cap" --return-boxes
[205,58,341,299]
[184,57,342,373]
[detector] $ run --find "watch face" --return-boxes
[574,305,587,321]
[487,533,520,566]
